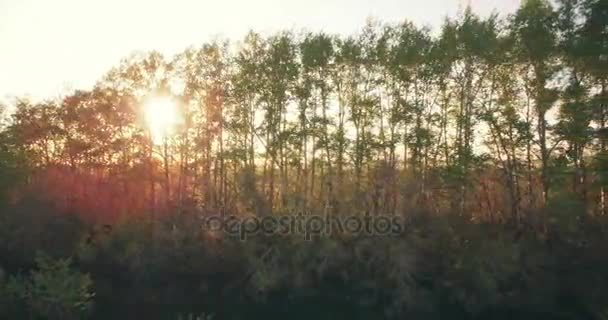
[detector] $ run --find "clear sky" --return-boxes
[0,0,521,100]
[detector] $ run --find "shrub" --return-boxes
[0,198,84,272]
[5,253,95,320]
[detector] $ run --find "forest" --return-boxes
[1,0,608,319]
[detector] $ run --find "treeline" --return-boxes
[0,0,607,223]
[1,1,608,319]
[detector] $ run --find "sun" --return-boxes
[143,96,181,144]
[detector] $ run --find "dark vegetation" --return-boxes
[2,203,608,320]
[1,0,608,318]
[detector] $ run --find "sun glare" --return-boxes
[144,96,181,144]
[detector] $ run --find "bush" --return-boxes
[0,198,84,272]
[4,253,95,320]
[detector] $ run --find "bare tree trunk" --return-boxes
[148,132,156,218]
[600,81,607,215]
[163,137,170,206]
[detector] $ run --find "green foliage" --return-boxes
[2,253,94,320]
[0,128,29,206]
[0,207,607,319]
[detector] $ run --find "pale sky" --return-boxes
[0,0,521,100]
